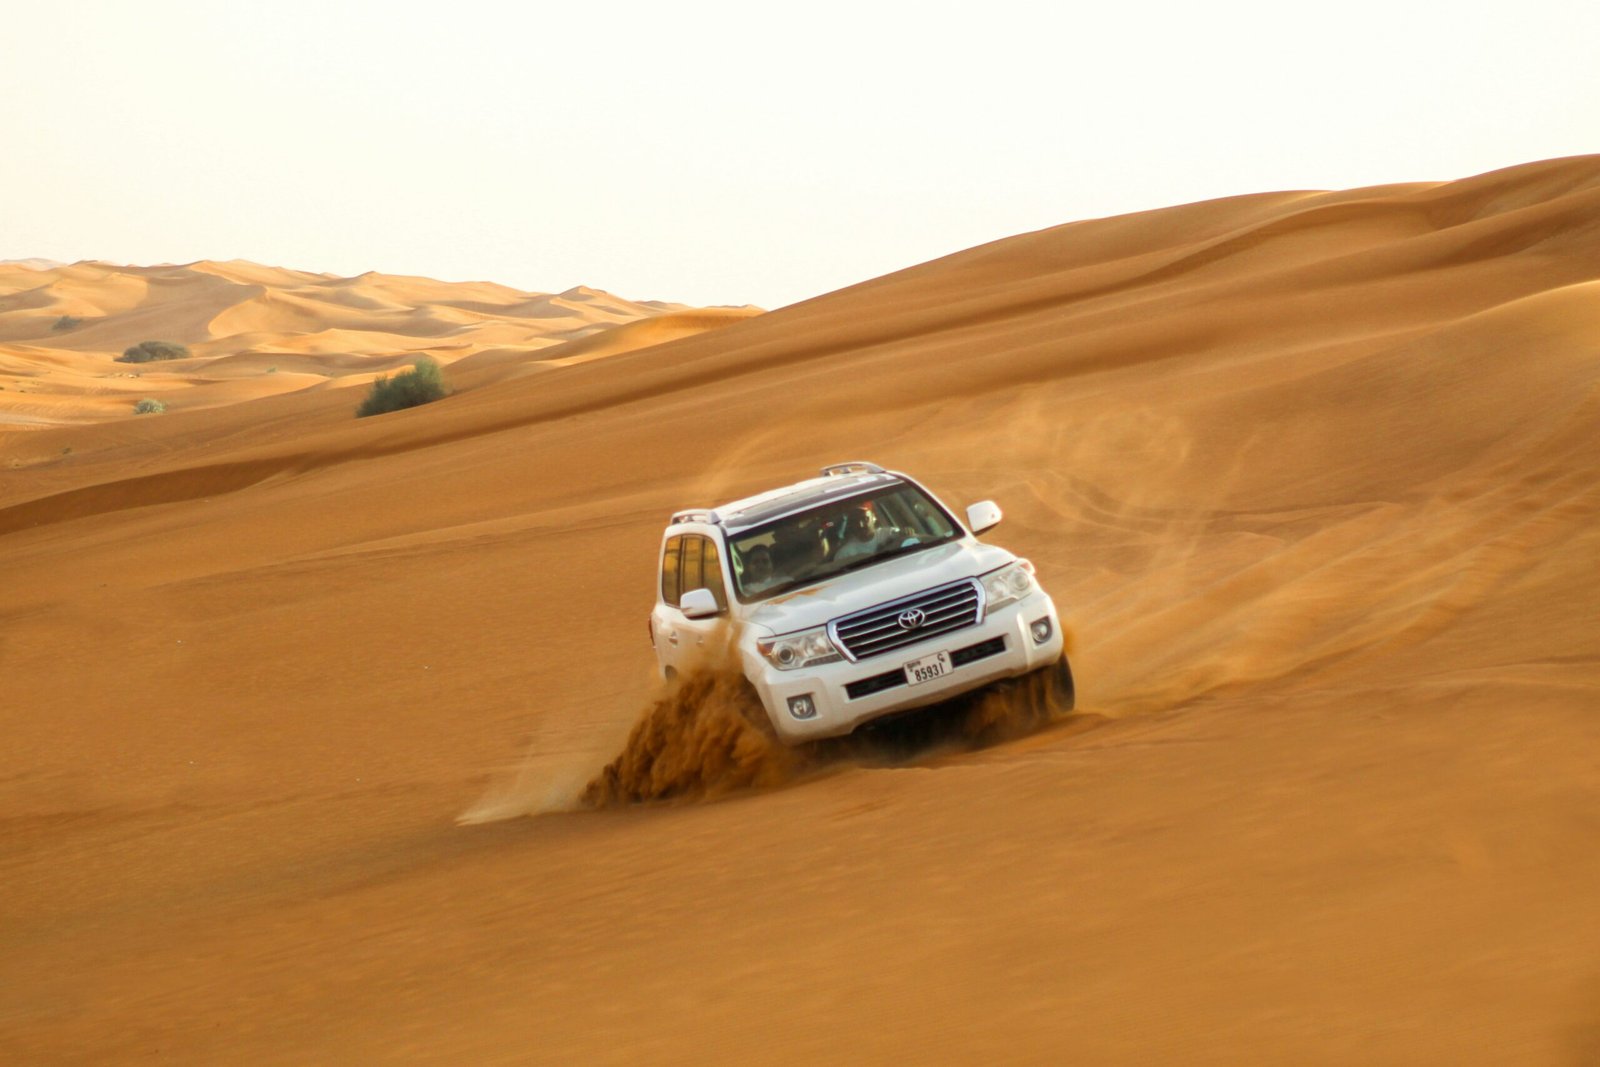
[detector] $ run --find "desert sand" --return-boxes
[0,259,759,428]
[3,155,1599,1064]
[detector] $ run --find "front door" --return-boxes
[651,533,731,676]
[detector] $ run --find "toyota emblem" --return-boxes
[897,608,926,631]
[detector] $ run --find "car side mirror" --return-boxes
[680,587,721,619]
[966,500,1002,534]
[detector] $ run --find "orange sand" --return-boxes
[0,259,760,427]
[3,156,1599,1064]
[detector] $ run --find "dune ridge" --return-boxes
[3,156,1599,1064]
[0,259,762,427]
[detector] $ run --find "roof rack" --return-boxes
[819,461,885,478]
[669,509,722,525]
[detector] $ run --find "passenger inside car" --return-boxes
[739,544,780,595]
[772,517,826,578]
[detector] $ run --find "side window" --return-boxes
[700,538,727,609]
[681,535,704,598]
[661,535,682,605]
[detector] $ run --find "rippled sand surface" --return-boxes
[4,156,1599,1064]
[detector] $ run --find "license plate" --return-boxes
[903,650,953,686]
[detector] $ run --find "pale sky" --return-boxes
[6,0,1597,309]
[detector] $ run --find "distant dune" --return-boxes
[0,259,762,426]
[0,257,65,272]
[4,157,1599,1064]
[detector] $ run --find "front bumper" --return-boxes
[746,592,1064,744]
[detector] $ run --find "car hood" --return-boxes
[743,540,1017,636]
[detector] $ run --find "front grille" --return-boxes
[844,635,1007,700]
[831,579,982,661]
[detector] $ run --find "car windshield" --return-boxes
[727,482,961,603]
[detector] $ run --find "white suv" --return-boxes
[648,462,1072,744]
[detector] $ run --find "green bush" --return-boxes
[356,356,449,418]
[117,340,190,364]
[133,398,166,414]
[52,315,84,331]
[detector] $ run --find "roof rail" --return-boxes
[670,509,721,525]
[819,461,885,478]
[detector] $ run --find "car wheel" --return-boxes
[1044,654,1075,711]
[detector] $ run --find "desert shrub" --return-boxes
[52,315,84,331]
[117,340,190,364]
[133,398,166,414]
[356,356,449,418]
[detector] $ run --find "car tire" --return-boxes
[1044,654,1075,711]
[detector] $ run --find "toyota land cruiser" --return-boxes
[648,462,1072,744]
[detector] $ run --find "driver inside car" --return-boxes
[832,501,893,564]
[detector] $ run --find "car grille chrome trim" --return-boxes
[829,579,983,661]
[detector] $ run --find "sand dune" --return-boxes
[0,261,755,425]
[3,156,1599,1063]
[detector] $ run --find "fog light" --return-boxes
[1030,617,1053,645]
[787,694,818,720]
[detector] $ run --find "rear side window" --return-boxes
[661,535,682,605]
[681,535,704,599]
[699,538,727,610]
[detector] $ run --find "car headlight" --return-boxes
[758,626,843,670]
[981,560,1037,614]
